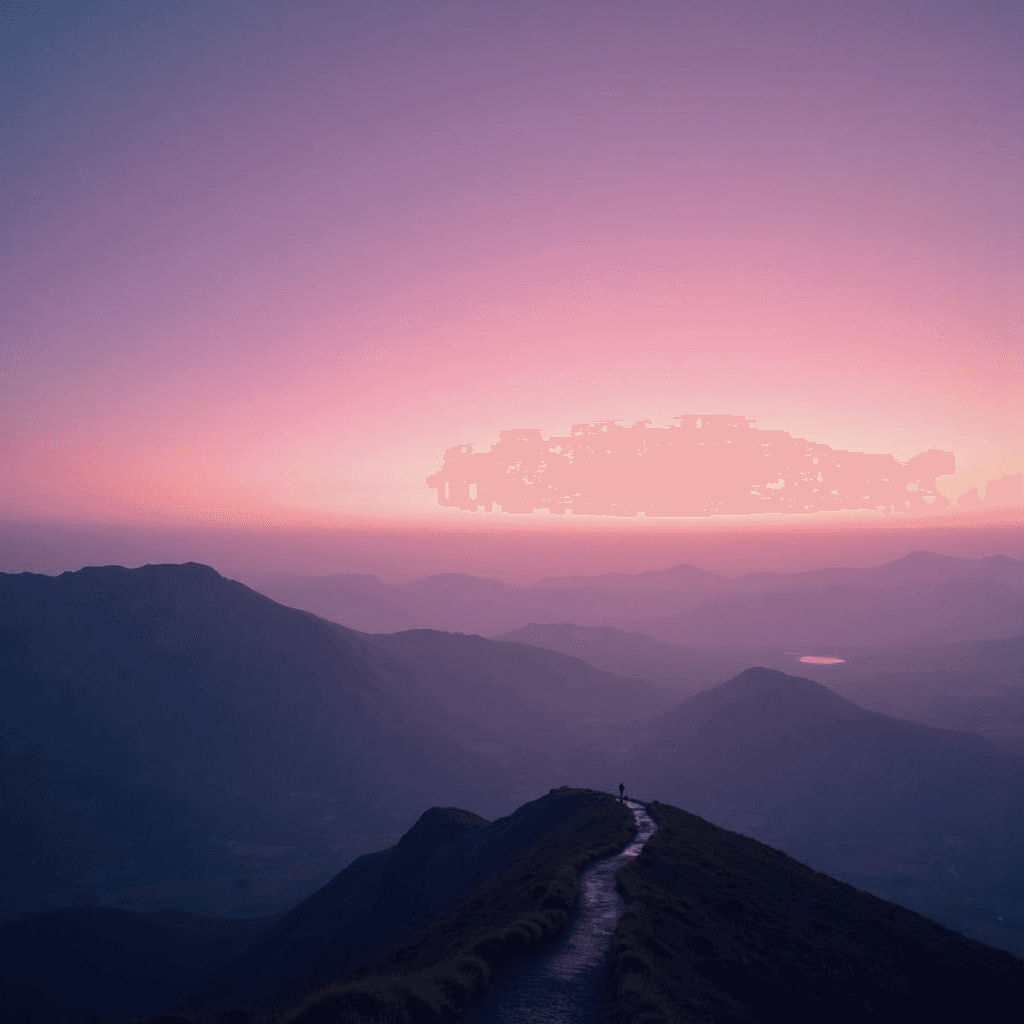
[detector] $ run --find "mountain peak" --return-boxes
[727,665,840,695]
[402,806,491,844]
[390,807,492,877]
[65,561,223,581]
[655,666,870,738]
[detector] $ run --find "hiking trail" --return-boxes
[471,798,657,1024]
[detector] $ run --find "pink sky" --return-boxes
[1,2,1021,537]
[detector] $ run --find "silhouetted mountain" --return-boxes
[0,907,280,1024]
[495,624,1024,754]
[365,628,670,762]
[743,634,1024,755]
[1,563,671,923]
[2,564,626,920]
[189,788,625,1011]
[130,790,1021,1024]
[247,550,1024,646]
[627,667,1024,954]
[607,800,1023,1024]
[5,560,1023,1023]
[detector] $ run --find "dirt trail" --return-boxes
[471,799,657,1024]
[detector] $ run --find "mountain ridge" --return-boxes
[121,789,1023,1024]
[246,550,1024,644]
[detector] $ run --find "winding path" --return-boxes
[471,799,657,1024]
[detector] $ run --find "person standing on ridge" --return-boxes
[618,782,625,802]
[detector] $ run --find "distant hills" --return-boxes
[248,550,1024,645]
[493,622,754,699]
[494,623,1024,756]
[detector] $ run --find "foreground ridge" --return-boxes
[607,801,1023,1024]
[129,791,1023,1024]
[132,788,634,1024]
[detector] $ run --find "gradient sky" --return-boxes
[2,1,1022,530]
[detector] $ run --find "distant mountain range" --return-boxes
[247,550,1024,645]
[493,622,756,699]
[493,623,1024,761]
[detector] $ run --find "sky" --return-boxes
[1,0,1022,537]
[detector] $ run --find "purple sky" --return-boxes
[1,1,1021,534]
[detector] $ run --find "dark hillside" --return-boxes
[365,628,670,763]
[780,635,1024,755]
[608,801,1024,1023]
[134,791,1024,1024]
[0,564,564,919]
[190,788,630,1011]
[627,667,1024,954]
[493,626,1024,756]
[634,667,1023,829]
[133,789,634,1024]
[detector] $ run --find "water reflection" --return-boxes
[471,800,656,1024]
[799,655,846,665]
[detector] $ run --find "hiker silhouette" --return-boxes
[619,783,625,802]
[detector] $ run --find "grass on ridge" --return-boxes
[131,788,634,1024]
[606,800,1024,1024]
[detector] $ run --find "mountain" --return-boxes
[607,800,1023,1024]
[365,628,671,761]
[626,667,1024,954]
[492,624,1024,754]
[128,790,1022,1024]
[245,568,632,637]
[5,559,1022,1019]
[246,551,1024,646]
[0,564,609,921]
[13,788,631,1024]
[188,788,629,1011]
[0,563,662,922]
[742,635,1024,755]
